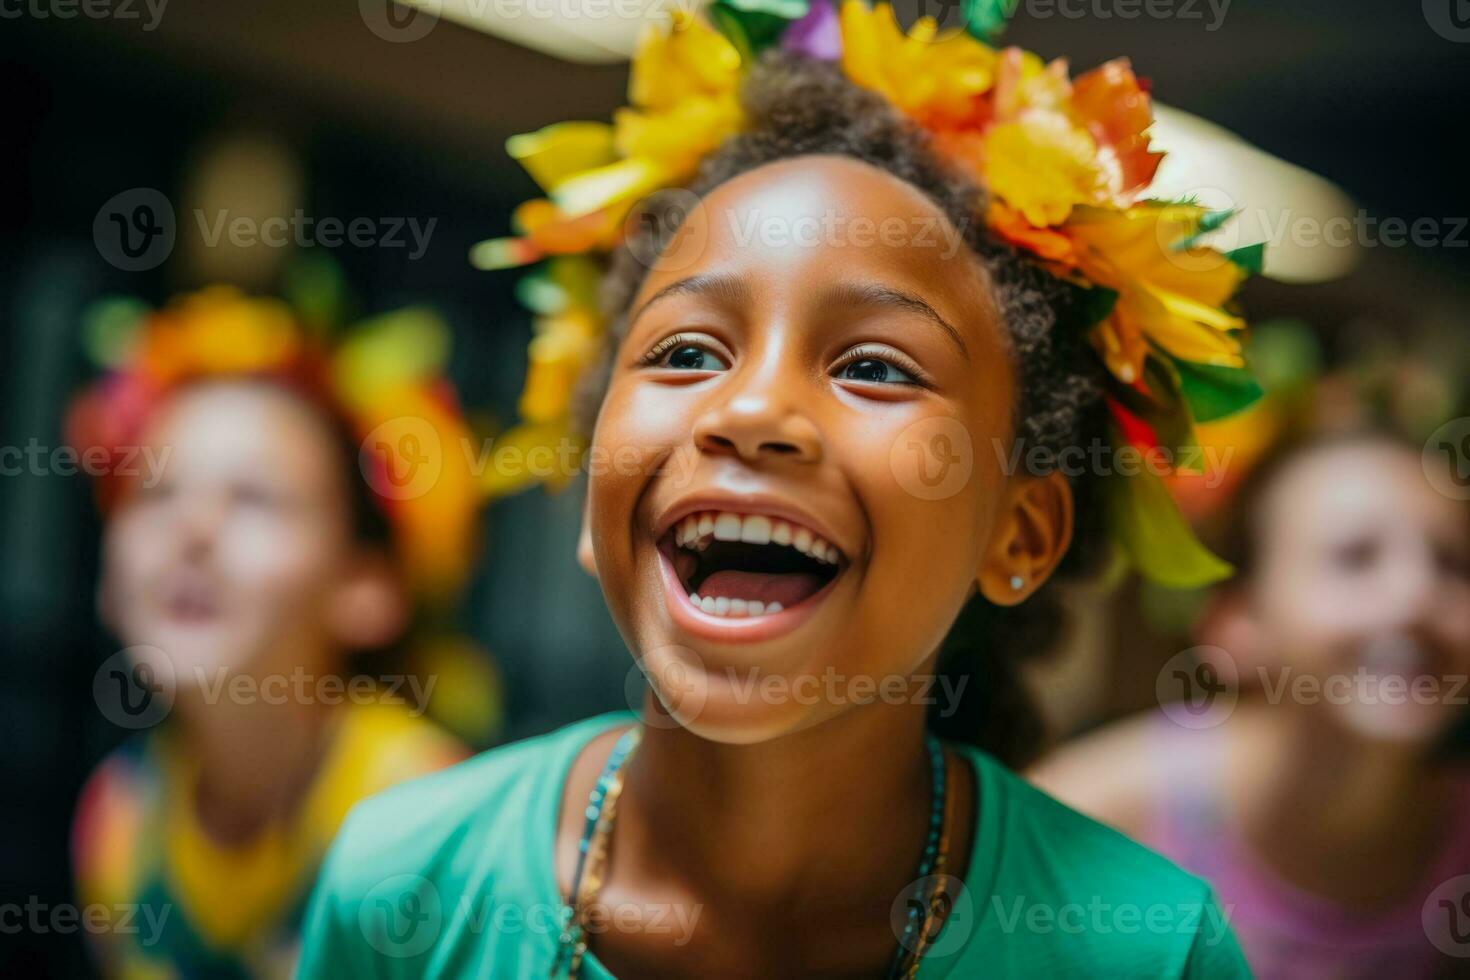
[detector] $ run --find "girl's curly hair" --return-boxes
[576,52,1113,767]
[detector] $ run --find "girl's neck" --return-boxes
[173,660,341,847]
[1233,703,1462,909]
[619,698,950,904]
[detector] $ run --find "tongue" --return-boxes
[697,570,825,606]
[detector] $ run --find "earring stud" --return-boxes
[1010,575,1024,591]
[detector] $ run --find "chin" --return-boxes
[633,636,842,746]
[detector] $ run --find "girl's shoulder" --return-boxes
[322,710,635,879]
[299,711,637,976]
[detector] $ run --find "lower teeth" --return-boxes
[689,593,784,618]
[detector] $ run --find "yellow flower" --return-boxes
[1064,204,1247,383]
[840,1,997,126]
[478,10,743,269]
[983,112,1108,227]
[142,288,299,383]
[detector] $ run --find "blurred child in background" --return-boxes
[1033,406,1470,976]
[67,286,485,978]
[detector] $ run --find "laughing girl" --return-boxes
[299,3,1263,976]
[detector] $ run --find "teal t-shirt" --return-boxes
[297,712,1251,978]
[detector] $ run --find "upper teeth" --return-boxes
[672,510,842,564]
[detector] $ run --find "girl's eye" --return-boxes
[838,357,915,385]
[233,484,283,509]
[645,336,729,372]
[833,345,923,387]
[666,345,726,371]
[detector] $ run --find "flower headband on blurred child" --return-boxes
[67,279,482,602]
[474,0,1267,589]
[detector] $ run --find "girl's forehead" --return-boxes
[695,155,961,247]
[1266,441,1464,543]
[637,155,997,341]
[144,381,345,488]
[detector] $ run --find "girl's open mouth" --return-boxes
[655,510,847,641]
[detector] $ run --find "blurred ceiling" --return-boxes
[19,0,1465,206]
[6,0,1466,320]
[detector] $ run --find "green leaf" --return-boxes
[709,0,808,61]
[1172,208,1237,253]
[963,0,1019,42]
[1197,208,1235,235]
[332,307,451,398]
[81,297,151,369]
[1224,242,1265,274]
[1107,451,1234,589]
[515,270,567,317]
[1172,357,1264,423]
[1246,318,1321,393]
[283,254,348,336]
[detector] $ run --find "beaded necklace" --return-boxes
[552,726,955,979]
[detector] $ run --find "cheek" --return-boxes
[1257,561,1379,658]
[588,382,691,542]
[102,509,170,601]
[216,514,344,609]
[842,413,997,660]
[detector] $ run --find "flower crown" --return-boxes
[473,0,1266,588]
[67,285,483,600]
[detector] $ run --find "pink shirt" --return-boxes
[1144,714,1470,979]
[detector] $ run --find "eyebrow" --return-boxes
[628,272,753,328]
[821,281,970,362]
[628,274,970,362]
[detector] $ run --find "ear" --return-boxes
[325,549,410,650]
[576,490,598,579]
[976,470,1074,606]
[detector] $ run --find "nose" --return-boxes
[173,492,226,562]
[691,364,823,466]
